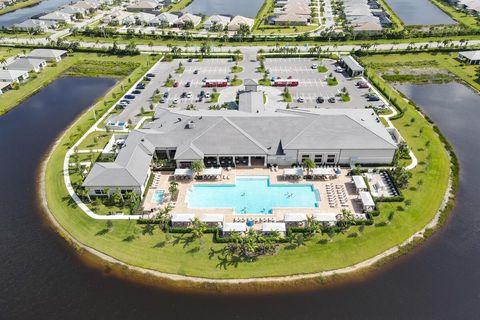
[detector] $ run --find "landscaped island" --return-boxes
[37,49,456,284]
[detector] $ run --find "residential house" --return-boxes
[27,49,68,62]
[0,69,29,83]
[203,15,231,31]
[4,58,47,73]
[38,11,72,23]
[149,12,178,27]
[228,15,254,31]
[13,19,57,32]
[175,13,202,28]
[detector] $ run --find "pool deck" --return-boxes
[143,168,364,223]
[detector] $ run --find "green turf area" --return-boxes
[0,0,41,16]
[231,65,243,73]
[164,0,192,12]
[0,46,24,61]
[43,52,452,279]
[77,132,113,150]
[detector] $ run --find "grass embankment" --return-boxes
[377,0,404,32]
[0,51,152,116]
[0,0,41,16]
[44,53,452,279]
[164,0,192,12]
[430,0,480,30]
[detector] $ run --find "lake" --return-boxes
[2,79,480,319]
[0,0,76,27]
[182,0,264,18]
[384,0,456,25]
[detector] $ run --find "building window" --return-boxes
[94,189,103,195]
[326,154,336,163]
[314,155,323,163]
[301,154,310,161]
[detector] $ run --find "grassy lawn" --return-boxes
[165,0,192,12]
[0,0,41,16]
[231,65,243,73]
[0,51,156,116]
[0,46,24,61]
[43,52,452,279]
[210,92,220,102]
[318,65,328,73]
[230,78,243,86]
[77,131,113,150]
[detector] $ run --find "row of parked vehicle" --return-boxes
[117,73,156,108]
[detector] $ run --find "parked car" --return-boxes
[172,98,178,104]
[124,94,135,99]
[297,97,305,103]
[311,64,318,69]
[358,83,369,89]
[188,58,193,62]
[180,92,186,98]
[173,82,179,87]
[132,90,142,94]
[119,100,130,105]
[367,94,380,101]
[316,96,324,103]
[163,92,169,98]
[146,73,155,77]
[193,69,199,74]
[204,92,211,99]
[160,98,165,103]
[186,92,193,98]
[328,97,336,103]
[335,66,344,73]
[144,77,151,81]
[136,83,145,90]
[185,81,191,87]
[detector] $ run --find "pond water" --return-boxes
[0,0,77,27]
[384,0,456,25]
[182,0,264,18]
[2,79,480,319]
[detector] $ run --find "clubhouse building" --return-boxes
[83,107,398,197]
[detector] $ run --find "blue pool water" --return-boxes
[187,176,319,214]
[153,190,165,204]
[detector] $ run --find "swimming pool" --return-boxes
[187,176,319,214]
[153,190,165,204]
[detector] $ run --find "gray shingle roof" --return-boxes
[83,108,396,189]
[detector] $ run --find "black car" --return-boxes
[193,70,199,74]
[163,92,169,98]
[132,90,142,94]
[185,81,191,87]
[199,90,205,97]
[188,58,193,62]
[144,76,151,81]
[328,97,336,103]
[316,96,324,103]
[146,73,155,77]
[367,94,380,101]
[136,83,145,90]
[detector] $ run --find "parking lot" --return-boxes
[108,58,239,125]
[108,56,386,126]
[264,57,386,109]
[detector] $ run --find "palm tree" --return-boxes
[191,160,205,178]
[302,158,316,176]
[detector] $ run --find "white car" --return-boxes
[186,92,192,98]
[311,64,318,69]
[172,98,179,104]
[204,92,211,99]
[297,97,305,103]
[335,66,344,73]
